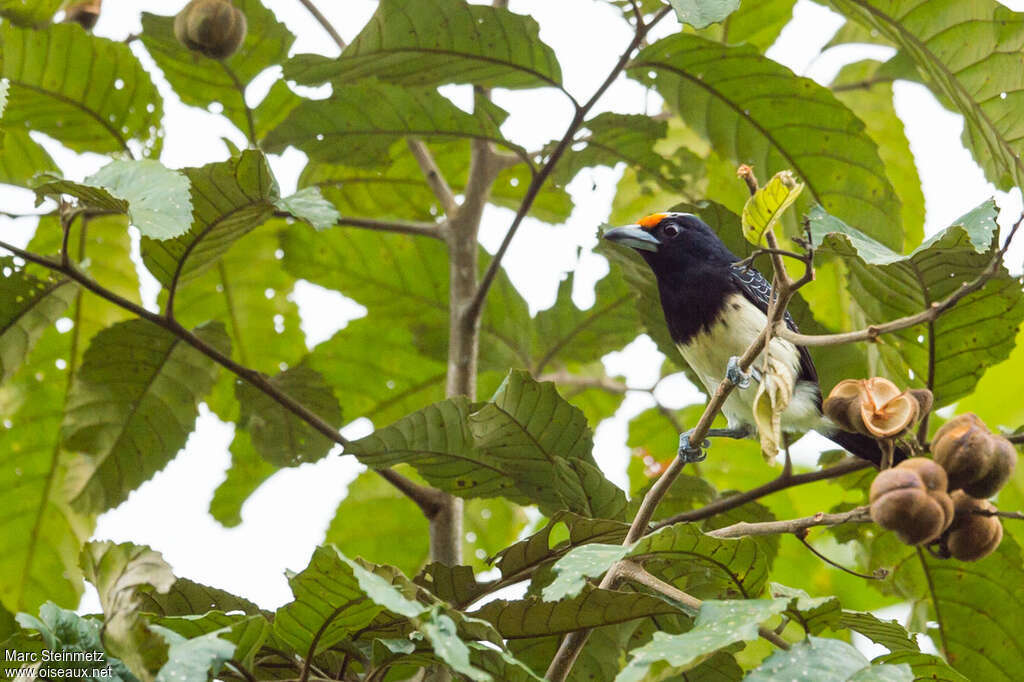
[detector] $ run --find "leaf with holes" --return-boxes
[235,365,342,467]
[35,160,193,240]
[822,0,1024,191]
[141,150,278,291]
[616,598,788,681]
[62,320,228,513]
[285,0,561,90]
[741,170,804,245]
[0,259,76,384]
[263,80,517,168]
[0,23,162,155]
[629,33,902,248]
[140,0,294,143]
[811,200,1024,406]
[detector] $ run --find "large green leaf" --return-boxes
[62,320,228,513]
[140,0,295,143]
[0,23,163,155]
[208,427,277,528]
[80,542,176,682]
[141,150,278,291]
[153,611,268,672]
[0,130,58,187]
[810,200,1024,406]
[263,80,516,169]
[0,259,76,384]
[713,0,797,50]
[348,374,626,519]
[137,578,262,618]
[823,0,1024,190]
[892,537,1024,682]
[616,598,788,682]
[235,364,342,467]
[630,33,903,249]
[873,652,968,682]
[0,0,62,25]
[34,160,193,240]
[150,626,234,682]
[833,60,925,247]
[13,602,135,681]
[0,215,138,613]
[747,636,912,681]
[285,0,561,90]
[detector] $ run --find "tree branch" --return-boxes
[468,5,674,328]
[617,560,791,650]
[296,0,346,50]
[408,138,459,218]
[536,370,630,394]
[277,212,444,240]
[0,238,444,517]
[705,506,871,538]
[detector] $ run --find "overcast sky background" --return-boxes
[3,0,1021,633]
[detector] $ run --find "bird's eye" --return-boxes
[663,224,679,238]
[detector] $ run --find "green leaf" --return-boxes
[208,430,278,528]
[14,602,135,681]
[616,598,788,682]
[235,365,342,467]
[630,34,903,248]
[35,160,193,240]
[80,542,176,682]
[872,652,969,682]
[285,0,561,89]
[822,0,1024,190]
[140,0,295,143]
[810,200,1024,406]
[833,60,925,248]
[747,636,912,682]
[713,0,797,50]
[476,586,678,639]
[541,544,630,601]
[62,320,228,513]
[0,259,76,384]
[0,23,163,155]
[264,80,516,168]
[838,611,919,653]
[956,325,1024,431]
[0,130,59,187]
[141,150,278,290]
[741,170,804,245]
[670,0,740,29]
[274,187,339,231]
[137,578,262,618]
[0,0,62,25]
[769,582,841,635]
[151,625,234,682]
[0,215,138,613]
[468,370,627,519]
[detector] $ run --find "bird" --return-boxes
[603,211,884,467]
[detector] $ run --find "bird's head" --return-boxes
[602,212,736,274]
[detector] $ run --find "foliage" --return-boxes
[0,0,1022,679]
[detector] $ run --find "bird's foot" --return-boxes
[678,431,710,463]
[725,356,761,389]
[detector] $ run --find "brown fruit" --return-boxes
[63,0,101,30]
[823,378,931,439]
[945,491,1003,561]
[869,459,954,545]
[174,0,247,60]
[823,379,865,434]
[932,413,1017,498]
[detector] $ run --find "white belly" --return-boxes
[676,294,821,434]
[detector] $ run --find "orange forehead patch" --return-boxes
[637,213,667,230]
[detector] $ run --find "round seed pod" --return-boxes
[932,413,1017,498]
[945,491,1003,561]
[869,459,954,545]
[174,0,247,60]
[860,377,919,438]
[824,379,867,434]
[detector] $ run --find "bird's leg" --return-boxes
[725,356,761,389]
[677,424,753,462]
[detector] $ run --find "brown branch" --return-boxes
[654,458,870,528]
[778,211,1024,348]
[297,0,346,50]
[272,210,443,239]
[0,238,444,517]
[972,509,1024,521]
[468,5,674,328]
[706,506,871,538]
[536,370,630,394]
[408,138,459,218]
[617,561,791,650]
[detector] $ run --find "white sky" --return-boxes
[3,0,1020,617]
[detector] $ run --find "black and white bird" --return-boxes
[604,211,883,466]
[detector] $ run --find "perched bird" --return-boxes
[604,211,883,466]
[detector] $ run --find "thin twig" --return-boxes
[274,211,443,240]
[795,530,886,580]
[617,561,791,650]
[654,458,870,528]
[536,370,630,394]
[972,509,1024,521]
[297,0,346,50]
[0,238,444,516]
[778,212,1024,347]
[408,138,459,218]
[706,506,872,538]
[831,76,895,93]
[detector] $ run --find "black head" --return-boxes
[603,212,738,277]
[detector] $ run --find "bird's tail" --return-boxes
[822,429,901,468]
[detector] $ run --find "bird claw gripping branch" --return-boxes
[678,431,710,463]
[725,355,758,389]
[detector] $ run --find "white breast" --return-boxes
[676,293,821,434]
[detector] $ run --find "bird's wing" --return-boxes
[728,263,818,387]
